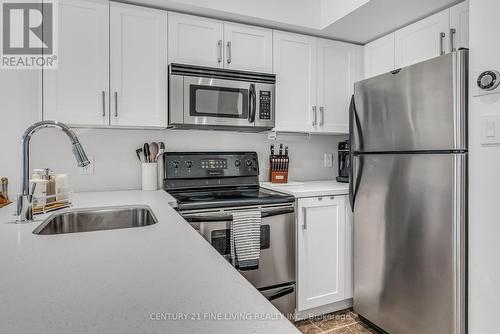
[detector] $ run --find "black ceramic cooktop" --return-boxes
[168,186,294,210]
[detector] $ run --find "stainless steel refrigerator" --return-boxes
[349,50,467,334]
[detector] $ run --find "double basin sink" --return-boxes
[33,205,158,235]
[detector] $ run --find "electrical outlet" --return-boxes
[323,152,334,168]
[79,156,94,175]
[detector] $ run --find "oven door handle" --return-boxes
[183,207,294,222]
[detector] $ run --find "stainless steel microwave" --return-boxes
[168,64,276,131]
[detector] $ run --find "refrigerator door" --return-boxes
[352,50,467,153]
[352,153,466,334]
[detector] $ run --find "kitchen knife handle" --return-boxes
[439,32,446,55]
[449,28,456,52]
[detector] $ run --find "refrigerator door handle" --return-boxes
[349,96,355,210]
[349,95,364,212]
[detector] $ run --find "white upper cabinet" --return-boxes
[223,22,272,72]
[317,39,362,134]
[297,196,347,311]
[364,33,395,79]
[43,0,109,126]
[168,13,224,68]
[450,1,469,50]
[273,31,317,133]
[110,3,167,128]
[395,10,450,68]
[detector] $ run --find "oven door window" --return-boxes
[190,85,249,119]
[211,225,270,256]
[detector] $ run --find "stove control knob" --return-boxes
[171,161,179,168]
[245,159,252,166]
[234,160,241,167]
[185,160,192,168]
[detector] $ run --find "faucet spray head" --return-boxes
[72,140,90,167]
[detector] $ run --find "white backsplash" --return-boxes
[28,128,346,192]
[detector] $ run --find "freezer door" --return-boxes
[352,153,466,334]
[352,50,467,153]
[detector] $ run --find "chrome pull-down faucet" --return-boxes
[16,120,90,223]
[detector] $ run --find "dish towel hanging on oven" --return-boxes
[230,210,262,271]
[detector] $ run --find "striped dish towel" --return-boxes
[230,210,262,271]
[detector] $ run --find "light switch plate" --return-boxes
[480,114,500,145]
[79,156,94,175]
[323,152,334,168]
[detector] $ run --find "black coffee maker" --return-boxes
[336,140,350,183]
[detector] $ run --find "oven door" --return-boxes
[183,77,256,128]
[184,205,296,289]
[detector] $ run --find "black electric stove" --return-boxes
[163,152,294,210]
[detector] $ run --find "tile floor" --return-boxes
[294,308,378,334]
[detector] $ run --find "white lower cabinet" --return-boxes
[297,195,350,311]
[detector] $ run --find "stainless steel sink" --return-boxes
[33,205,158,235]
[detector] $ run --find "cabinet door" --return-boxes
[364,33,395,79]
[297,196,346,311]
[344,196,353,299]
[223,22,272,72]
[273,31,316,132]
[110,3,167,128]
[450,1,469,50]
[317,39,361,134]
[43,0,109,126]
[395,10,449,68]
[168,13,224,67]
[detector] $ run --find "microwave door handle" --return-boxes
[249,83,256,123]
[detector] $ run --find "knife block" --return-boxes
[269,155,289,183]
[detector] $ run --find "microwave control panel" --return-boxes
[259,91,272,120]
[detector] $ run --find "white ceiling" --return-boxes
[130,0,464,44]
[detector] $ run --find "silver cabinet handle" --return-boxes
[114,92,118,117]
[312,106,317,126]
[227,41,232,64]
[217,40,222,63]
[319,106,325,126]
[101,91,106,117]
[302,207,307,230]
[450,28,456,52]
[439,32,446,55]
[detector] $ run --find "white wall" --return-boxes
[0,72,345,196]
[469,0,500,333]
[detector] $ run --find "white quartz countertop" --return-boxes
[0,190,299,334]
[261,180,349,198]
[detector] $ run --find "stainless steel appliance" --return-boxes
[163,152,296,315]
[169,64,275,131]
[350,50,468,334]
[336,139,349,183]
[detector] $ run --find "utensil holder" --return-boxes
[142,163,158,191]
